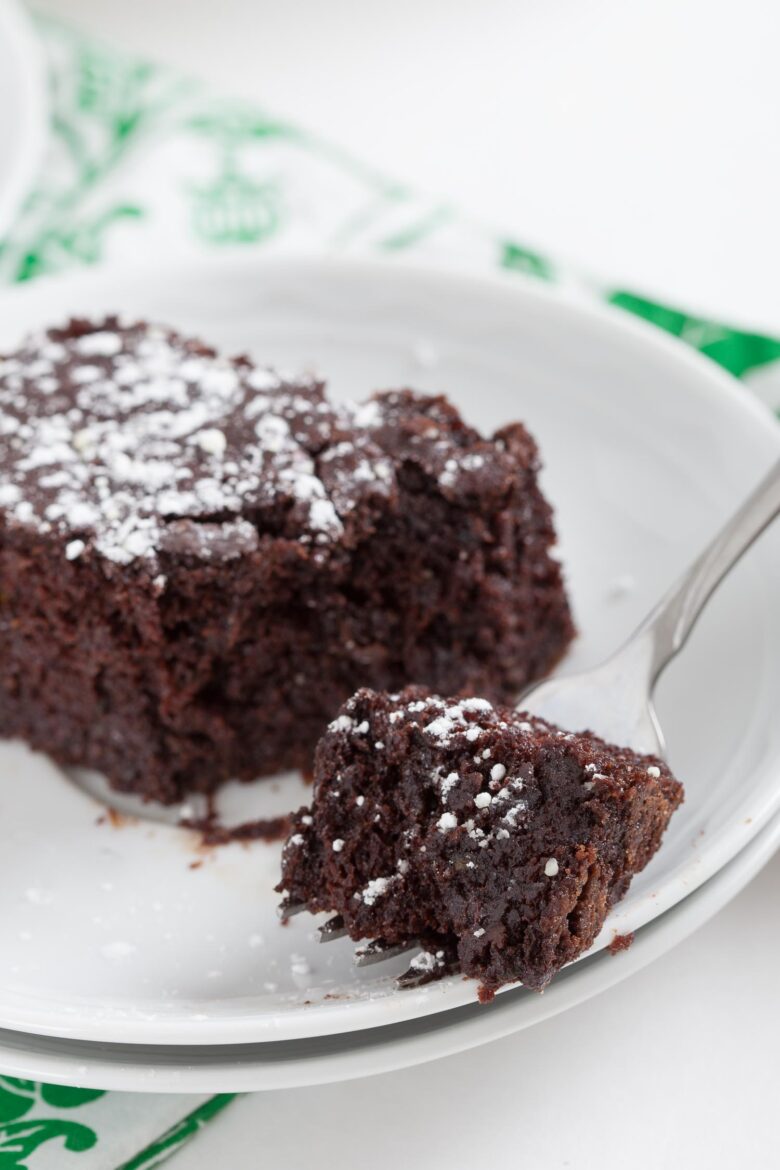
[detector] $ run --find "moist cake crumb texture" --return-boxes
[278,687,683,998]
[0,317,573,802]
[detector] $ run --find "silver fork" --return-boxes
[521,455,780,756]
[308,457,780,984]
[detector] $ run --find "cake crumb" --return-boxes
[608,931,635,955]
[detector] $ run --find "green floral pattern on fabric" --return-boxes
[1,37,181,281]
[0,1079,236,1168]
[115,1095,237,1170]
[0,1120,97,1168]
[5,15,778,398]
[501,240,556,281]
[608,290,780,379]
[0,1080,104,1122]
[184,110,295,245]
[0,1081,104,1167]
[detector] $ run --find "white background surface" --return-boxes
[175,858,780,1170]
[26,1,780,1165]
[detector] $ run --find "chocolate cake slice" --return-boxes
[0,318,573,803]
[278,688,683,998]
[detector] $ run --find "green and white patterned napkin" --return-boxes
[0,1081,235,1168]
[4,17,780,397]
[1,13,778,1169]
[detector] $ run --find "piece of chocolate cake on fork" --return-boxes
[278,687,683,999]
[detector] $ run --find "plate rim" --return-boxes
[0,250,776,433]
[0,811,774,1093]
[0,253,779,1045]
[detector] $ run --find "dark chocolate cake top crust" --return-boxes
[0,318,540,577]
[279,687,684,997]
[0,316,574,802]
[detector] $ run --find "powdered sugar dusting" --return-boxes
[0,319,399,568]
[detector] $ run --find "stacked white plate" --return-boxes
[0,0,46,239]
[1,256,779,1091]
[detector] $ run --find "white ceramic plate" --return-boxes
[0,257,779,1047]
[0,0,46,237]
[0,805,776,1093]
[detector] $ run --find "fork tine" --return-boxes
[396,966,436,989]
[354,938,417,967]
[396,950,459,988]
[318,914,348,941]
[277,897,306,921]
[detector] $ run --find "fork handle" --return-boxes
[641,457,780,682]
